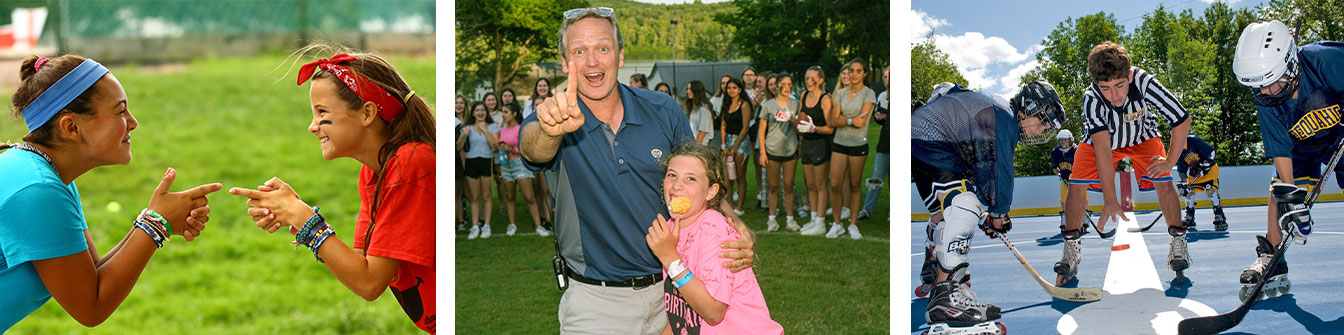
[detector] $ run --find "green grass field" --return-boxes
[2,54,435,334]
[454,125,891,333]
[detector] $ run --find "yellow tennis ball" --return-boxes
[106,201,122,213]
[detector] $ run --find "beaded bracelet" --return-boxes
[133,219,165,248]
[308,224,336,263]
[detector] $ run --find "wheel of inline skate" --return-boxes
[915,284,932,298]
[1238,285,1251,301]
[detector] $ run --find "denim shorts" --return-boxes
[723,134,752,157]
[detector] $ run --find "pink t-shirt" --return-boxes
[497,124,521,159]
[663,209,782,334]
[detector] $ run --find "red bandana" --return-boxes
[297,54,404,123]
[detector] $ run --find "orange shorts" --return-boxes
[1069,137,1174,192]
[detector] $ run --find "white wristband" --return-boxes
[668,259,689,279]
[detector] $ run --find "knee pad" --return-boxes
[935,192,983,272]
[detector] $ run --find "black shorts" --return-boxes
[800,138,831,165]
[768,151,797,162]
[456,152,466,179]
[831,143,868,156]
[913,158,970,214]
[465,157,493,178]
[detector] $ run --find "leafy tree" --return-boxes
[717,0,888,76]
[910,37,967,104]
[456,0,586,96]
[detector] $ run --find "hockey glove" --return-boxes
[1271,182,1312,242]
[979,214,1012,239]
[1176,182,1191,198]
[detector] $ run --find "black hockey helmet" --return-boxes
[1011,81,1066,145]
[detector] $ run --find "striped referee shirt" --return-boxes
[1081,67,1189,149]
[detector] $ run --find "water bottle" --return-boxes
[726,155,736,180]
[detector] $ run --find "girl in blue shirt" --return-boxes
[0,55,221,331]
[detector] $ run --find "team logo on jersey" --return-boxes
[1058,162,1073,170]
[1289,104,1342,140]
[1184,152,1200,165]
[1124,107,1147,123]
[651,148,663,159]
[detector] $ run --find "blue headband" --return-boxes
[22,59,110,133]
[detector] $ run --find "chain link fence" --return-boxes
[38,0,434,62]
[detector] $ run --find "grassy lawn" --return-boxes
[3,54,435,334]
[454,123,890,333]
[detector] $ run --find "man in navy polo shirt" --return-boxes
[519,7,756,334]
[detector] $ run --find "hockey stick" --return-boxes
[1059,175,1115,238]
[997,232,1103,302]
[1177,135,1344,334]
[1127,212,1165,232]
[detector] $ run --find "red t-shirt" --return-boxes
[354,142,436,333]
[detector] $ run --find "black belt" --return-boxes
[566,266,663,289]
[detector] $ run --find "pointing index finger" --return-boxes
[228,187,265,199]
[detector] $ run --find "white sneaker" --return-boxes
[468,225,481,239]
[800,220,825,235]
[506,223,517,236]
[848,225,862,239]
[536,225,551,237]
[841,207,851,220]
[785,217,801,231]
[825,223,845,238]
[733,208,745,216]
[766,218,779,232]
[826,208,833,216]
[481,224,492,238]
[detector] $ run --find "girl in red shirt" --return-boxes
[229,47,436,333]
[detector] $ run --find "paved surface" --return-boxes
[909,203,1344,334]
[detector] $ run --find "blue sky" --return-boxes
[912,0,1265,98]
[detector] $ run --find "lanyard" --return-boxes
[10,143,59,179]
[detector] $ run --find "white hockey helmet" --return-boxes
[1056,129,1074,140]
[927,82,956,104]
[1233,20,1299,106]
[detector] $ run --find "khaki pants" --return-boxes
[559,279,667,334]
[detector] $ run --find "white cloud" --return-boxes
[999,59,1040,94]
[910,9,947,41]
[916,10,1043,95]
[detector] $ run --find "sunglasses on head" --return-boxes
[564,7,614,20]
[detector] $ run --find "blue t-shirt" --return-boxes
[520,83,694,282]
[463,123,501,159]
[1257,42,1344,160]
[0,149,88,331]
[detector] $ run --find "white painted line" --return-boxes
[1058,212,1216,335]
[1102,213,1161,294]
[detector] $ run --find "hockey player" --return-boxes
[913,81,1064,330]
[1052,130,1080,230]
[1057,41,1194,286]
[1175,134,1227,231]
[1231,20,1344,300]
